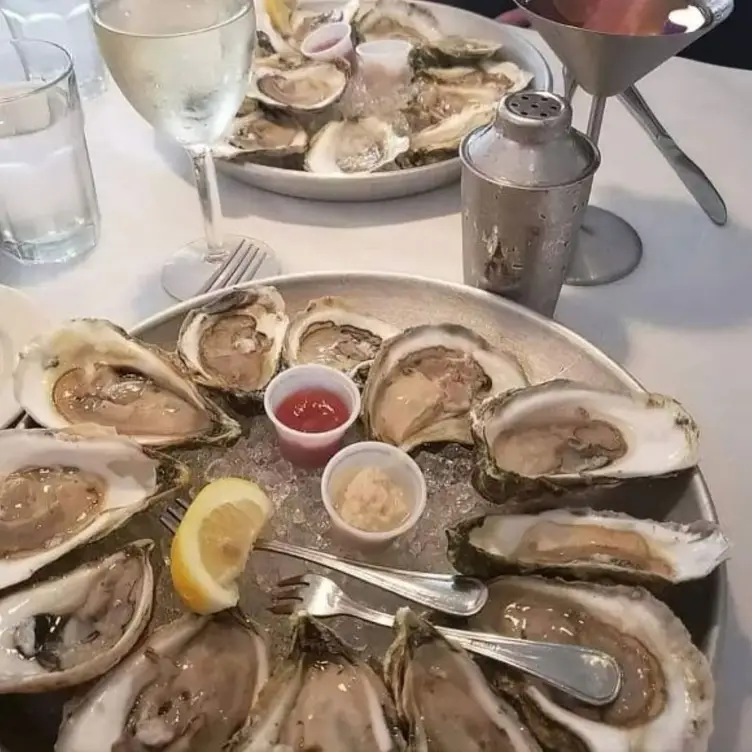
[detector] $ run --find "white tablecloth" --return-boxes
[1,28,751,749]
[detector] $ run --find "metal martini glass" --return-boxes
[514,0,734,285]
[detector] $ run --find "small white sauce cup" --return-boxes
[300,22,354,63]
[321,441,427,551]
[356,39,414,79]
[263,364,361,469]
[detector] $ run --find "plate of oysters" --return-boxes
[215,0,552,201]
[0,273,729,751]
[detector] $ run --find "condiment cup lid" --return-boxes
[321,441,427,545]
[300,22,354,62]
[263,364,361,450]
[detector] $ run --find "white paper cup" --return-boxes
[300,22,354,62]
[356,39,413,78]
[321,441,427,551]
[263,364,361,468]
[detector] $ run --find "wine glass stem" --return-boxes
[188,146,224,262]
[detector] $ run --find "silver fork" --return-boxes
[197,238,267,295]
[270,573,622,708]
[160,499,488,617]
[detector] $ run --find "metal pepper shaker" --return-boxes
[460,91,600,317]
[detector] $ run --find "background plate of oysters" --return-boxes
[215,0,553,201]
[0,273,728,751]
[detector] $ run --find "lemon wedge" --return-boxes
[264,0,292,34]
[170,477,273,615]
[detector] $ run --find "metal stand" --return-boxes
[565,93,644,286]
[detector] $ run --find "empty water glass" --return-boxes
[1,0,107,99]
[0,39,100,264]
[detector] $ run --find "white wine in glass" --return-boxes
[91,0,275,300]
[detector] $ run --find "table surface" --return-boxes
[1,27,751,750]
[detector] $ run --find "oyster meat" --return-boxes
[362,323,529,451]
[0,427,188,590]
[219,104,308,166]
[14,319,240,448]
[283,296,400,374]
[305,117,410,174]
[0,541,154,693]
[250,60,349,112]
[226,612,405,751]
[446,508,730,586]
[56,612,269,752]
[177,287,288,399]
[355,0,442,44]
[471,577,715,752]
[384,607,542,751]
[481,59,534,92]
[470,380,700,506]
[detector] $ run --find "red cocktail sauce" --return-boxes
[274,387,350,467]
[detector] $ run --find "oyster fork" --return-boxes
[270,573,622,708]
[160,499,488,617]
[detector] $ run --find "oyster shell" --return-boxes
[446,509,730,586]
[177,287,289,399]
[410,37,503,67]
[383,607,542,751]
[0,427,188,590]
[15,319,241,448]
[226,612,405,751]
[481,59,534,92]
[355,0,442,44]
[0,540,154,694]
[362,323,529,452]
[403,103,495,166]
[250,59,349,112]
[470,380,700,506]
[56,612,269,752]
[219,104,308,166]
[471,577,714,752]
[283,296,400,374]
[305,117,410,174]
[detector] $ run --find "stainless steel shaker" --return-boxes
[460,91,600,317]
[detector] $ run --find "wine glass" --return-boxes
[90,0,276,300]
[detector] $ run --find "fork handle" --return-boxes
[342,607,620,707]
[257,539,487,617]
[441,628,621,707]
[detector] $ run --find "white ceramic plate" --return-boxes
[0,286,50,428]
[217,0,553,202]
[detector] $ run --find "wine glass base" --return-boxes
[161,234,280,301]
[565,207,643,286]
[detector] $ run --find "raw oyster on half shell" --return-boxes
[177,287,288,399]
[0,540,154,694]
[305,117,410,174]
[226,612,405,751]
[283,296,400,374]
[218,104,308,166]
[362,323,528,451]
[355,0,442,44]
[471,577,715,752]
[0,427,188,590]
[410,37,503,67]
[470,379,700,506]
[56,612,269,752]
[403,102,496,166]
[250,59,349,113]
[446,508,730,586]
[14,319,241,448]
[384,607,543,751]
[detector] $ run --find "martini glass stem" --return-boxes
[188,146,225,262]
[586,95,607,144]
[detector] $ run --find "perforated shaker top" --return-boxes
[460,90,600,188]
